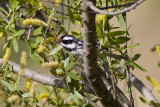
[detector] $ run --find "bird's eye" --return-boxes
[63,40,72,44]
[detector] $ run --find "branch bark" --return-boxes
[82,0,122,107]
[117,66,159,103]
[88,0,145,15]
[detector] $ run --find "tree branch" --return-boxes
[116,66,159,104]
[82,0,123,107]
[99,1,136,10]
[88,0,145,15]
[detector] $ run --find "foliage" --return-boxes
[0,0,150,107]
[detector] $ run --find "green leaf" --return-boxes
[13,38,19,52]
[127,43,140,48]
[9,0,19,10]
[67,7,75,24]
[58,26,65,36]
[0,27,7,35]
[64,53,70,68]
[50,45,63,55]
[13,29,25,37]
[74,91,83,100]
[15,76,20,90]
[66,61,75,70]
[34,51,44,63]
[69,93,80,105]
[113,36,130,44]
[0,80,16,91]
[132,54,141,61]
[107,31,126,37]
[117,14,126,30]
[129,62,147,72]
[96,25,102,38]
[33,26,43,35]
[67,72,79,80]
[150,101,159,107]
[29,54,41,65]
[139,97,147,103]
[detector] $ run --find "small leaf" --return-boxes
[0,80,16,91]
[58,26,65,36]
[96,25,102,38]
[74,91,83,100]
[50,45,63,55]
[67,72,79,80]
[64,53,70,68]
[69,93,80,105]
[117,14,126,30]
[0,27,7,35]
[107,31,126,37]
[13,38,19,52]
[9,0,19,10]
[150,100,159,107]
[29,54,41,65]
[127,43,140,48]
[66,61,75,70]
[13,29,25,37]
[129,62,147,72]
[132,54,141,61]
[33,26,43,35]
[139,97,147,103]
[67,7,75,24]
[113,36,130,44]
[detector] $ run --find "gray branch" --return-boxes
[82,0,123,107]
[0,58,158,106]
[87,0,145,15]
[117,66,159,104]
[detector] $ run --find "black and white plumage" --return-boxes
[55,35,123,60]
[55,35,84,56]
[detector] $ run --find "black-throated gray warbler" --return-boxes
[55,35,84,56]
[55,35,124,60]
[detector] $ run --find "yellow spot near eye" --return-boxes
[59,39,62,41]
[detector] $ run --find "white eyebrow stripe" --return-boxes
[63,36,74,40]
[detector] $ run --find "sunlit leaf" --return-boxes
[67,7,75,24]
[107,31,126,37]
[33,26,43,35]
[139,97,147,103]
[13,38,19,52]
[29,54,41,65]
[50,45,63,55]
[67,72,79,80]
[0,80,16,91]
[13,29,25,37]
[117,14,126,30]
[129,61,147,72]
[127,43,140,48]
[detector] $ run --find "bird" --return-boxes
[54,35,84,57]
[54,35,125,60]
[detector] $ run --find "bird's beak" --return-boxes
[54,41,60,43]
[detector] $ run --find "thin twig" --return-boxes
[88,0,145,15]
[0,9,9,23]
[27,25,33,40]
[123,13,134,107]
[99,1,136,10]
[41,75,66,107]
